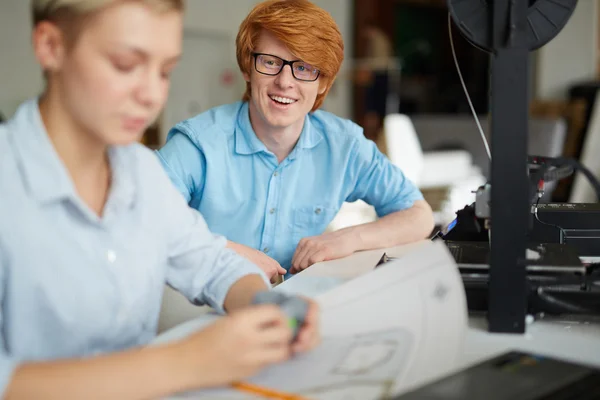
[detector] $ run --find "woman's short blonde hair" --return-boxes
[32,0,184,27]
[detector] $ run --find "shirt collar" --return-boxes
[9,99,136,211]
[235,102,268,155]
[105,146,136,212]
[234,102,323,156]
[295,114,323,150]
[10,99,74,205]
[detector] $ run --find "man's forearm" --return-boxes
[226,240,253,257]
[5,342,199,400]
[348,200,435,251]
[223,274,270,313]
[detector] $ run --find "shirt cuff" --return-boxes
[193,248,271,315]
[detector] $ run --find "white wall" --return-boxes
[0,1,43,118]
[535,0,598,100]
[183,0,258,32]
[2,1,597,119]
[0,0,352,121]
[313,0,353,119]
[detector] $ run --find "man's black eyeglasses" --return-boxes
[252,53,320,82]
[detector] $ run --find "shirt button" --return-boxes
[269,208,276,214]
[315,208,322,215]
[273,171,279,177]
[263,247,270,253]
[107,250,117,263]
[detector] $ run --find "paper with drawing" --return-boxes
[165,240,468,399]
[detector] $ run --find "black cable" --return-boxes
[533,197,566,242]
[562,157,600,200]
[543,165,574,182]
[533,290,598,315]
[529,156,600,201]
[530,274,600,289]
[529,276,600,315]
[528,164,574,204]
[588,263,600,276]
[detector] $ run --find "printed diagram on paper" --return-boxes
[253,328,412,399]
[176,328,413,400]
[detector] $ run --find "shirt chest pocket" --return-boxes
[292,205,338,243]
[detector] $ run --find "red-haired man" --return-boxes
[157,0,434,281]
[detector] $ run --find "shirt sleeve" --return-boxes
[346,132,424,217]
[152,156,270,314]
[0,239,19,397]
[155,128,206,205]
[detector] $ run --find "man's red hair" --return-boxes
[236,0,344,112]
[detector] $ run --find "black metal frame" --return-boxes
[487,0,531,333]
[446,0,580,333]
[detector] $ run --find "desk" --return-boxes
[156,241,600,395]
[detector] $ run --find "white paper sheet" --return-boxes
[162,240,468,399]
[273,275,348,298]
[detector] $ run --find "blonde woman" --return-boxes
[0,1,318,398]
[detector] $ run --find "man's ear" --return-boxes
[318,80,329,95]
[243,71,250,82]
[32,21,67,73]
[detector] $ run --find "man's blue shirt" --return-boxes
[157,101,423,271]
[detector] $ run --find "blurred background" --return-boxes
[1,0,599,224]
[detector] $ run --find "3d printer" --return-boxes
[441,0,600,333]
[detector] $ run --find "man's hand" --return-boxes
[290,229,360,274]
[227,241,286,282]
[248,249,286,282]
[291,201,434,275]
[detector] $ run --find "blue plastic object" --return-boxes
[252,291,309,341]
